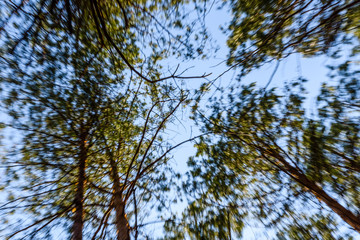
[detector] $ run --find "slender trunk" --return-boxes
[227,210,232,240]
[114,199,130,240]
[109,155,130,240]
[134,190,138,240]
[277,153,360,233]
[72,135,87,240]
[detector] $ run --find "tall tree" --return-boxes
[0,28,188,240]
[0,0,208,239]
[1,24,116,238]
[162,1,360,238]
[166,61,360,238]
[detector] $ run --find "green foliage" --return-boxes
[224,0,360,74]
[1,0,359,239]
[168,61,360,238]
[0,0,206,239]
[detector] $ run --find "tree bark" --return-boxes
[72,134,87,240]
[272,150,360,233]
[114,200,130,240]
[109,154,130,240]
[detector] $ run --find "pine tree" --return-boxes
[0,0,207,239]
[167,63,360,238]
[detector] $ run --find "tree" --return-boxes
[0,27,188,240]
[0,43,109,239]
[167,60,360,238]
[0,0,208,239]
[162,1,360,238]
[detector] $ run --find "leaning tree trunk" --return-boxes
[268,149,360,233]
[109,154,130,240]
[72,133,88,240]
[285,162,360,233]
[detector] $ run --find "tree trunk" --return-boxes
[72,135,87,240]
[114,199,130,240]
[289,166,360,233]
[274,151,360,233]
[109,155,130,240]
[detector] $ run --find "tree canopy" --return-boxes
[0,0,205,239]
[0,0,359,239]
[166,57,360,239]
[225,0,360,74]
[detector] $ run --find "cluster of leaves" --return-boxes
[0,0,211,71]
[224,0,360,74]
